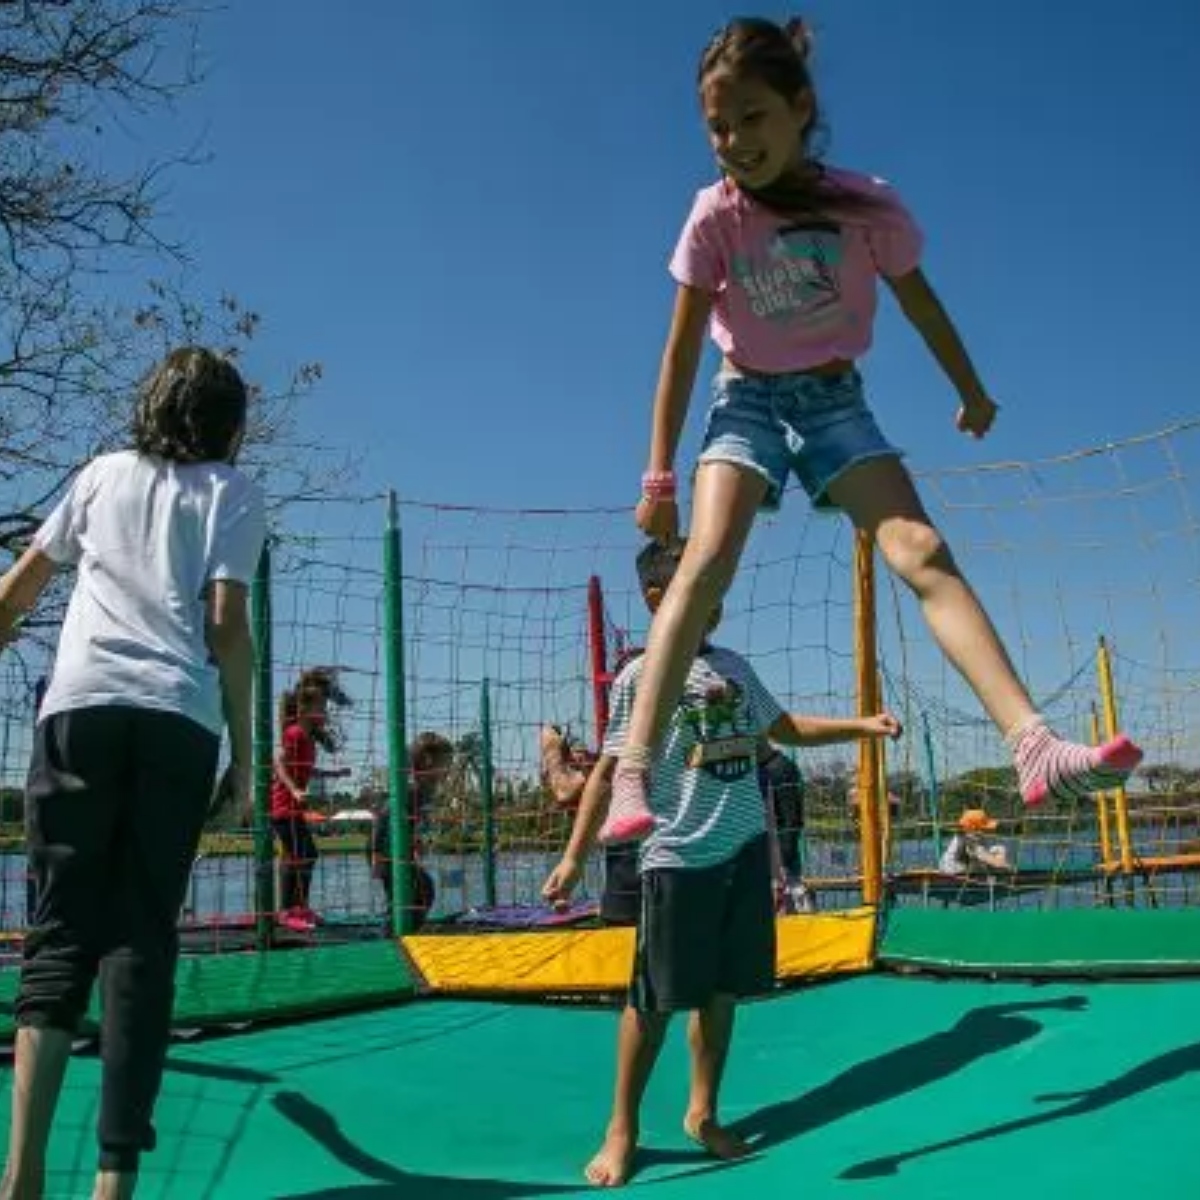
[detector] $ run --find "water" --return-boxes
[0,849,604,932]
[3,827,1196,933]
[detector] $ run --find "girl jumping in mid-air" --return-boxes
[600,16,1142,843]
[271,667,352,931]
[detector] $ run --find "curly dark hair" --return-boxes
[132,346,248,463]
[410,731,453,772]
[279,666,352,753]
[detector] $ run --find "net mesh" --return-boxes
[2,420,1198,979]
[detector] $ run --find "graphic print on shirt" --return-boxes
[679,677,758,782]
[730,220,844,327]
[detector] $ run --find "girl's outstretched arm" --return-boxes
[885,268,998,439]
[647,284,712,470]
[637,284,712,541]
[768,711,902,747]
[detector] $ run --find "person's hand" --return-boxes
[956,394,998,439]
[862,712,903,740]
[542,856,582,910]
[635,495,679,543]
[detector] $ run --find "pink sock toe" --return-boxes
[1097,734,1143,773]
[1014,722,1142,807]
[600,812,655,844]
[598,767,654,845]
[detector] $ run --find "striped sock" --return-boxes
[599,749,655,844]
[1011,719,1143,807]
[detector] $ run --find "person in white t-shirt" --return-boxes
[0,347,266,1200]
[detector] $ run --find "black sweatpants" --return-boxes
[18,706,219,1172]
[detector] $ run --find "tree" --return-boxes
[1,2,346,667]
[887,770,926,810]
[450,730,485,805]
[1139,764,1198,795]
[805,761,852,820]
[0,786,23,825]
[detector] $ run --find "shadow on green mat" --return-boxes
[268,1091,747,1198]
[842,1038,1200,1180]
[736,996,1089,1148]
[160,1043,747,1196]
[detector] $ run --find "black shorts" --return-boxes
[630,834,776,1013]
[599,843,641,926]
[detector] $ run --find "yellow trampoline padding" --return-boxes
[404,926,635,994]
[402,907,876,995]
[776,906,876,980]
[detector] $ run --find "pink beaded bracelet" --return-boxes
[641,470,677,500]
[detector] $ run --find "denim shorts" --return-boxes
[698,369,902,511]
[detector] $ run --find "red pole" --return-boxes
[587,575,611,748]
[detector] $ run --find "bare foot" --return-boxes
[91,1171,137,1200]
[584,1126,638,1188]
[684,1114,752,1160]
[540,726,586,807]
[1,1165,45,1200]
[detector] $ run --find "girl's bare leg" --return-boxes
[828,457,1142,805]
[601,463,767,842]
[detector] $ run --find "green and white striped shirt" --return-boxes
[603,646,785,870]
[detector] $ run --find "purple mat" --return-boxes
[446,899,599,930]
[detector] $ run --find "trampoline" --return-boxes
[5,973,1196,1197]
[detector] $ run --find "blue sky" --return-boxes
[142,0,1200,510]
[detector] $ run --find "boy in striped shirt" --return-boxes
[542,539,898,1187]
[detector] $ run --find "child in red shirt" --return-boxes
[271,668,351,932]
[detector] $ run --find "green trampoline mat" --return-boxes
[4,974,1197,1198]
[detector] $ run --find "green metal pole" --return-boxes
[921,713,943,861]
[1,711,10,796]
[384,491,412,936]
[480,677,497,908]
[251,541,275,950]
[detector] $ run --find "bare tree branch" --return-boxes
[3,1,350,566]
[0,2,350,654]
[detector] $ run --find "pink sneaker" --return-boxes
[279,908,316,933]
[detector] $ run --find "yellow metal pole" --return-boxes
[1096,636,1133,873]
[876,668,891,860]
[1089,704,1113,868]
[854,531,883,906]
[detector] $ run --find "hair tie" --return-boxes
[784,17,812,62]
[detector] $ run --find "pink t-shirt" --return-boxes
[669,167,923,374]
